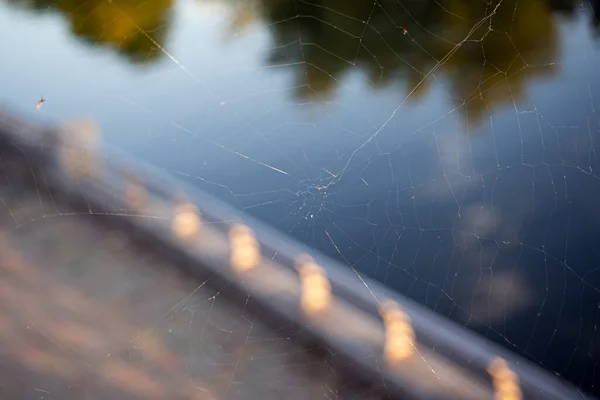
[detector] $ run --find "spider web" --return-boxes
[1,0,600,397]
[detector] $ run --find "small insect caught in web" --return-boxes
[36,96,45,111]
[402,28,407,35]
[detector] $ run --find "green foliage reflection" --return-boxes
[5,0,598,123]
[6,0,174,65]
[250,0,588,124]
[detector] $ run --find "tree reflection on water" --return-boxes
[6,0,598,124]
[250,0,596,125]
[5,0,174,65]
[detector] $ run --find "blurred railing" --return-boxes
[0,109,593,400]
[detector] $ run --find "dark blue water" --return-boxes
[1,0,600,395]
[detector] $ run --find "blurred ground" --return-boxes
[0,193,382,400]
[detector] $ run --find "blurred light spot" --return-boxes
[487,357,522,400]
[172,203,201,239]
[295,255,331,314]
[379,300,416,364]
[229,224,260,273]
